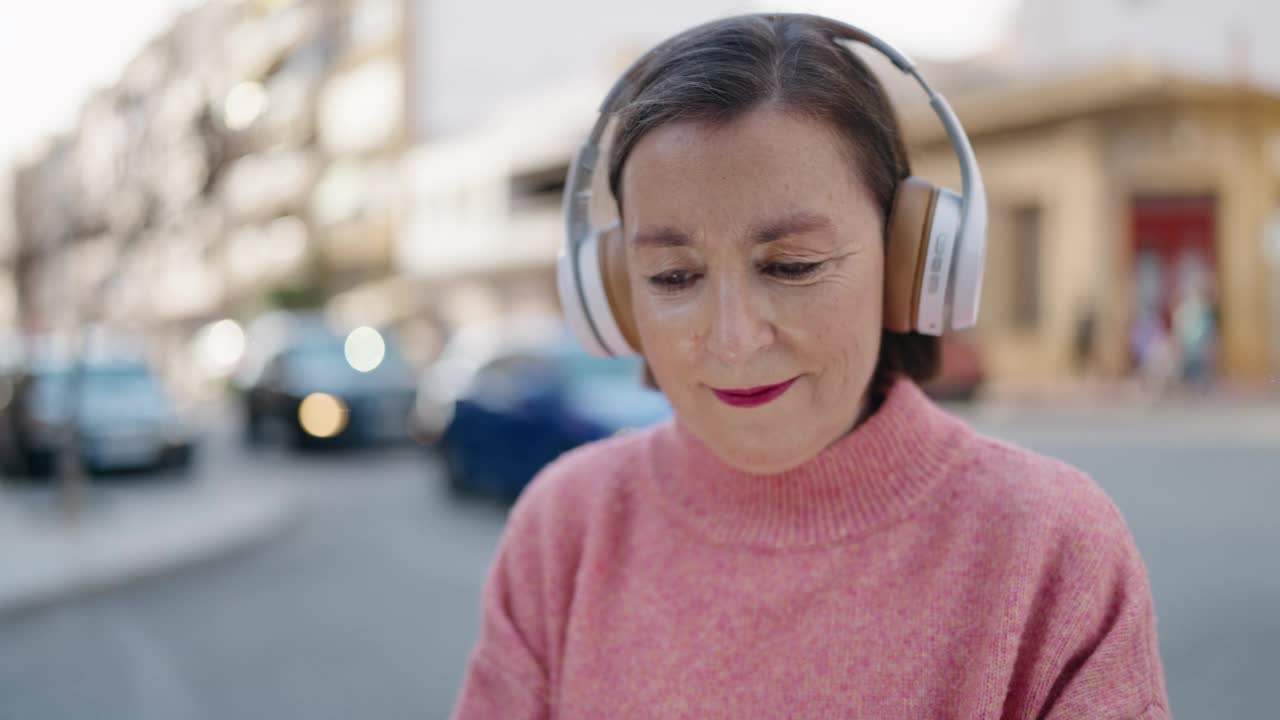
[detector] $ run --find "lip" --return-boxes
[711,378,798,408]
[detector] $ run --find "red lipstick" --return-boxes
[711,378,797,408]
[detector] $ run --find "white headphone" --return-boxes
[558,14,988,358]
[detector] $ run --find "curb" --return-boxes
[946,396,1280,449]
[974,379,1280,413]
[0,483,301,618]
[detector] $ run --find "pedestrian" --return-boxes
[452,14,1169,719]
[1174,288,1216,390]
[1072,301,1098,379]
[1131,305,1176,398]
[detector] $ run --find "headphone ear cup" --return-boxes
[884,177,939,334]
[598,224,642,353]
[571,224,640,357]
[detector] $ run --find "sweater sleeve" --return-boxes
[1034,497,1171,720]
[450,546,550,719]
[451,454,587,720]
[451,507,552,719]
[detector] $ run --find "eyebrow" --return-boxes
[631,211,835,249]
[631,225,691,248]
[746,211,835,245]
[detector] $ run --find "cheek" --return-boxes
[632,294,701,373]
[787,262,882,325]
[780,271,883,368]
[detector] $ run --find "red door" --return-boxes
[1129,195,1218,370]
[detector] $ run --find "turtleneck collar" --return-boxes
[644,378,974,550]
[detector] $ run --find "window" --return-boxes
[1010,206,1043,331]
[508,165,567,213]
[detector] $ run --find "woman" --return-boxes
[453,13,1169,719]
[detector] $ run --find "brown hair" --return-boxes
[607,13,940,401]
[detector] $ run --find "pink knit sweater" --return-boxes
[452,379,1170,719]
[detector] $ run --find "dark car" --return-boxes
[243,328,418,448]
[415,330,671,502]
[0,362,197,477]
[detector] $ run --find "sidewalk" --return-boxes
[950,378,1280,449]
[0,476,297,617]
[974,377,1280,415]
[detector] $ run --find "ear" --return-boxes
[883,177,938,334]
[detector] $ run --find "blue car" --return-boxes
[418,334,670,502]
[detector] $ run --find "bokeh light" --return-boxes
[298,393,348,438]
[344,326,386,372]
[195,318,247,377]
[224,81,267,131]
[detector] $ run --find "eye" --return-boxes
[646,270,701,292]
[762,261,824,281]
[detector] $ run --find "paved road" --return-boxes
[0,406,1276,719]
[0,441,506,720]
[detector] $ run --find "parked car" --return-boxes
[0,361,197,477]
[242,327,418,448]
[414,327,671,502]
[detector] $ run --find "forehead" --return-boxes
[618,107,874,230]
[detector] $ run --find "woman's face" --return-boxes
[620,107,886,474]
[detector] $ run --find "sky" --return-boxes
[0,0,199,169]
[0,0,1022,168]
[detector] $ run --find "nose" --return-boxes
[704,270,774,364]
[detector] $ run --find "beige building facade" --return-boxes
[905,62,1280,387]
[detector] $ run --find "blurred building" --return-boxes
[906,61,1280,388]
[0,172,17,338]
[410,0,752,137]
[397,79,605,336]
[12,136,85,336]
[1007,0,1280,90]
[6,0,412,389]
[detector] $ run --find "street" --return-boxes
[0,404,1277,719]
[0,438,507,720]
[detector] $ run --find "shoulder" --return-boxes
[482,426,659,620]
[463,428,663,700]
[502,423,659,545]
[945,434,1168,716]
[946,428,1138,570]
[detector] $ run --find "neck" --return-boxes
[643,378,973,549]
